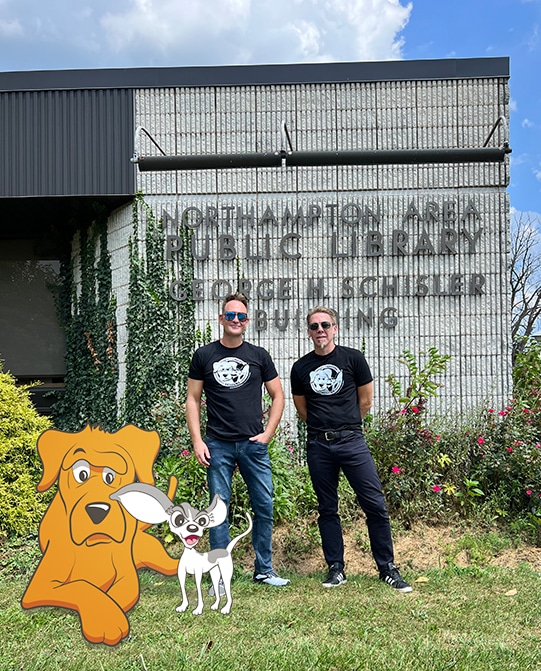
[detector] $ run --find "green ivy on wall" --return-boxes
[53,205,119,431]
[54,194,202,434]
[122,193,198,429]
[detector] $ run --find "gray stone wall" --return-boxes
[123,72,511,423]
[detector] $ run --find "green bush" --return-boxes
[0,364,52,536]
[470,400,541,520]
[366,348,458,525]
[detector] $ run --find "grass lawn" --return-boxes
[2,554,541,671]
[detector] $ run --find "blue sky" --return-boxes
[0,0,539,216]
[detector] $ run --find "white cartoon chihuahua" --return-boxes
[111,484,252,615]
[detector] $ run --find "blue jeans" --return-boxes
[205,436,274,574]
[306,432,394,573]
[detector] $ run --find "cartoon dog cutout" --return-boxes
[21,425,179,646]
[112,484,252,615]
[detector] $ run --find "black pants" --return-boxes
[306,432,394,573]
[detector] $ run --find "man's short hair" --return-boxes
[222,292,249,313]
[306,306,337,327]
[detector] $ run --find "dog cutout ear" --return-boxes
[114,424,161,485]
[111,483,172,524]
[36,428,83,491]
[206,494,228,528]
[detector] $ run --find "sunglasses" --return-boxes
[308,321,334,331]
[224,311,248,322]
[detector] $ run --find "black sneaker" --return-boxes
[322,563,347,587]
[379,563,412,593]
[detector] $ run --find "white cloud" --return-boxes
[0,17,22,37]
[101,0,252,55]
[99,0,413,65]
[522,118,535,128]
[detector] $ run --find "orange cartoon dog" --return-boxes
[21,424,178,646]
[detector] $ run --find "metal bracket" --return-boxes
[131,126,166,164]
[132,121,512,170]
[483,116,509,149]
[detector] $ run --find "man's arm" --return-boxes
[357,381,373,419]
[186,377,211,467]
[250,375,285,443]
[292,394,307,423]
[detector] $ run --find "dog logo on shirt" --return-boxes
[309,365,344,395]
[213,357,251,388]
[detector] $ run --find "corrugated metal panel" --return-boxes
[0,88,135,197]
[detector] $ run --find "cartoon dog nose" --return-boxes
[186,523,199,533]
[86,502,110,524]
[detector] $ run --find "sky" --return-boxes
[0,0,540,218]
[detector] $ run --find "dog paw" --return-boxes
[176,602,188,613]
[220,604,232,615]
[191,606,204,616]
[81,607,129,646]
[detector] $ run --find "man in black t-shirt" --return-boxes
[290,306,412,592]
[187,292,289,588]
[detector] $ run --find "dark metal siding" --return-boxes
[0,88,135,197]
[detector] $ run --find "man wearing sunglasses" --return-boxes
[186,292,290,588]
[290,306,412,593]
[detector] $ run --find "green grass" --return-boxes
[2,556,541,671]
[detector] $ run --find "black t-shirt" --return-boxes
[290,345,373,433]
[188,340,279,441]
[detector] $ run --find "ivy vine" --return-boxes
[54,194,200,434]
[122,193,199,429]
[53,205,119,431]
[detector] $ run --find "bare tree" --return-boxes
[510,210,541,359]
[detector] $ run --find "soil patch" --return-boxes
[267,523,541,576]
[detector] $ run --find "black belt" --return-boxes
[310,430,357,442]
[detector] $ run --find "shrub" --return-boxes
[150,391,209,514]
[470,400,541,521]
[0,364,52,536]
[366,348,455,525]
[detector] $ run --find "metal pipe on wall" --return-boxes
[135,146,511,172]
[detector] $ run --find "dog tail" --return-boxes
[226,513,253,554]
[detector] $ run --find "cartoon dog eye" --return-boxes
[102,468,116,485]
[72,460,91,483]
[196,515,209,527]
[171,511,186,528]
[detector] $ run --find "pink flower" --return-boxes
[182,449,190,456]
[498,410,508,416]
[411,406,419,413]
[477,437,485,445]
[435,435,441,442]
[432,485,442,493]
[507,447,513,453]
[392,466,401,474]
[526,490,532,496]
[488,408,495,413]
[400,408,407,415]
[524,408,531,413]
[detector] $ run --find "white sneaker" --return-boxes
[208,578,226,597]
[253,570,290,586]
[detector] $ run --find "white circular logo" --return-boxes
[309,364,344,395]
[213,357,251,388]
